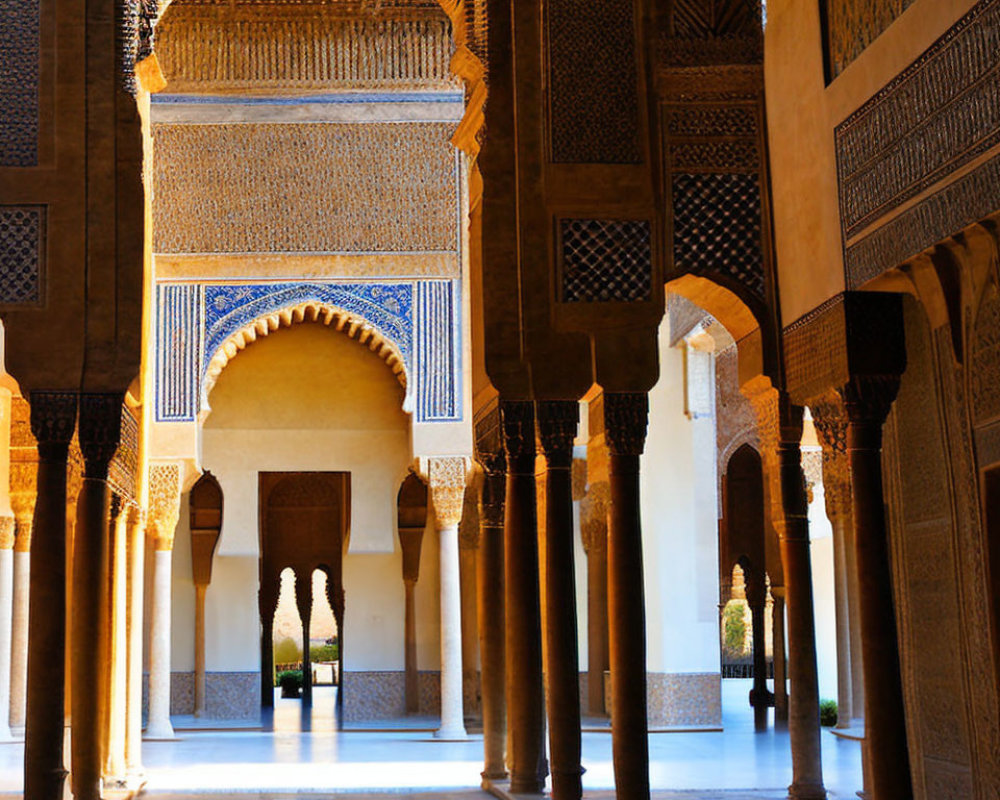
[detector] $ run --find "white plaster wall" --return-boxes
[168,323,442,676]
[808,482,839,703]
[640,325,721,675]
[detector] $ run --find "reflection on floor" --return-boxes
[0,680,863,798]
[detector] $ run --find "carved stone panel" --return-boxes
[0,207,45,306]
[0,0,40,166]
[546,0,641,164]
[153,123,460,254]
[823,0,917,79]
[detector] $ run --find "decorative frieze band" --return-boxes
[156,279,460,424]
[836,0,1000,286]
[822,0,916,80]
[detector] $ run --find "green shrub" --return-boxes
[277,670,303,697]
[310,643,339,662]
[819,699,838,727]
[273,637,301,665]
[723,602,748,656]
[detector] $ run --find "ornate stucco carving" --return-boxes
[157,2,455,93]
[148,462,182,551]
[153,123,459,255]
[0,515,14,550]
[427,456,468,529]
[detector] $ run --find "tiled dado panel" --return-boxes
[603,672,722,727]
[152,122,460,254]
[341,670,441,721]
[0,0,40,167]
[141,672,260,720]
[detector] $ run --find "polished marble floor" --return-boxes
[0,681,863,798]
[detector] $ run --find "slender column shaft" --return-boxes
[296,572,314,708]
[259,574,279,716]
[775,409,825,800]
[0,529,14,741]
[830,514,853,727]
[843,378,911,800]
[194,583,207,717]
[746,575,769,732]
[772,591,788,726]
[501,401,545,792]
[604,393,650,800]
[105,506,129,780]
[538,400,583,800]
[404,579,418,713]
[459,544,479,724]
[586,531,609,716]
[72,391,124,800]
[437,523,466,738]
[146,548,175,739]
[10,545,29,733]
[125,510,145,774]
[476,469,506,780]
[24,393,75,800]
[844,518,865,721]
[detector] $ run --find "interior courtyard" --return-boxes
[0,1,999,799]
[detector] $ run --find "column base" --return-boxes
[433,724,468,741]
[143,720,176,741]
[481,768,509,782]
[788,782,827,800]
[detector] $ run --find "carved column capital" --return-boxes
[10,459,38,546]
[579,481,608,556]
[28,392,77,463]
[603,393,649,457]
[536,400,578,469]
[474,402,506,478]
[78,393,125,480]
[478,470,506,529]
[810,394,853,523]
[571,458,587,502]
[0,515,15,550]
[458,487,480,550]
[148,462,182,551]
[427,456,468,529]
[838,374,901,436]
[500,399,536,473]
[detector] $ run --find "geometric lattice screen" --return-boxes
[0,206,44,304]
[560,219,652,302]
[672,173,764,299]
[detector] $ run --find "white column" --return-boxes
[0,528,14,742]
[9,548,28,734]
[437,522,466,739]
[426,457,468,740]
[145,548,174,739]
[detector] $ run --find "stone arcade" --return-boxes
[0,1,999,800]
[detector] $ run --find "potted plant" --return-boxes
[278,670,303,698]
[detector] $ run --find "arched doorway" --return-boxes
[259,471,349,729]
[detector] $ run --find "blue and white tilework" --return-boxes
[155,280,461,424]
[156,284,202,422]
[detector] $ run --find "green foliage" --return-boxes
[723,602,748,656]
[277,670,303,696]
[819,699,838,727]
[310,642,339,662]
[273,636,301,665]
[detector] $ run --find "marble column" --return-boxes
[71,394,124,800]
[771,588,788,726]
[839,376,911,799]
[500,400,545,793]
[537,400,583,800]
[749,383,825,800]
[9,463,36,735]
[24,392,76,800]
[104,498,130,784]
[475,457,506,780]
[580,484,609,716]
[811,396,864,726]
[427,457,469,740]
[125,507,145,777]
[604,393,651,800]
[0,516,14,742]
[145,463,182,741]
